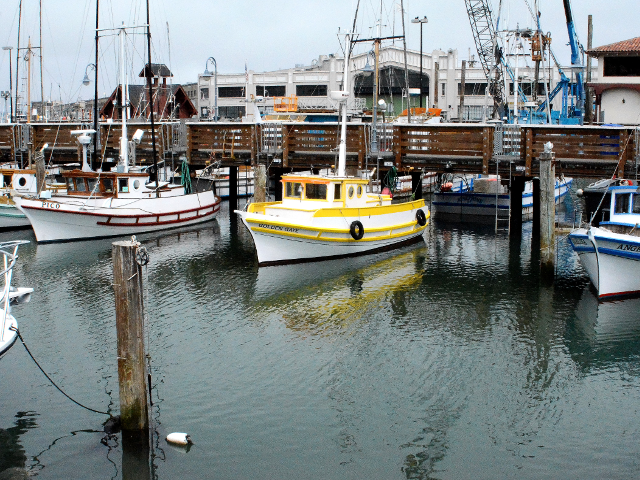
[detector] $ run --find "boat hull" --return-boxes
[0,204,31,230]
[14,191,220,242]
[433,178,572,219]
[0,314,17,358]
[569,227,640,299]
[236,201,429,266]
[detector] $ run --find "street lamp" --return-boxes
[411,16,428,109]
[2,46,13,122]
[0,91,9,123]
[82,63,96,86]
[203,57,218,121]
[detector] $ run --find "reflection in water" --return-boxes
[569,289,640,370]
[0,412,38,476]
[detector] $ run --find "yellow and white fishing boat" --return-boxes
[236,34,429,266]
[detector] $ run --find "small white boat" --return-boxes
[569,181,640,300]
[0,240,32,359]
[235,33,429,266]
[432,175,573,220]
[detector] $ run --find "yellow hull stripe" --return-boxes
[249,220,429,243]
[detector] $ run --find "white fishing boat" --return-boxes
[568,182,640,300]
[0,240,32,359]
[432,175,572,220]
[13,23,220,243]
[235,34,429,266]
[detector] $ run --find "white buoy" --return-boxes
[166,432,192,446]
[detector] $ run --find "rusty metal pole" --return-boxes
[112,239,148,432]
[539,142,556,280]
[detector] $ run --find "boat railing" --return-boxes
[0,240,29,343]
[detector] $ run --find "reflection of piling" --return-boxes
[539,144,556,280]
[112,240,148,432]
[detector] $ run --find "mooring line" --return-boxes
[13,327,111,417]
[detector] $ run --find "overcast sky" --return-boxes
[0,0,636,105]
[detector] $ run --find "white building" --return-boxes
[197,46,589,123]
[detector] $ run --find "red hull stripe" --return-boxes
[97,205,219,227]
[598,289,640,299]
[20,200,221,219]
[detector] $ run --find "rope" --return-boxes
[13,327,111,417]
[181,158,192,195]
[383,166,398,193]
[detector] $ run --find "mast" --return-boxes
[337,33,350,177]
[146,0,158,189]
[119,23,128,171]
[16,0,21,122]
[27,37,31,124]
[94,0,99,165]
[39,0,43,121]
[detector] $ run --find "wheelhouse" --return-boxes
[63,171,149,198]
[280,175,381,208]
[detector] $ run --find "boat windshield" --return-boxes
[285,182,302,199]
[615,193,631,214]
[305,183,327,200]
[87,178,99,194]
[66,178,76,192]
[633,194,640,214]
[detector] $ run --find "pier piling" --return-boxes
[254,164,266,202]
[539,143,556,280]
[112,239,149,432]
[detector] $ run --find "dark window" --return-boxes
[305,183,327,200]
[256,85,286,97]
[507,83,549,95]
[458,82,488,96]
[76,178,87,192]
[119,178,129,193]
[102,178,114,193]
[66,177,76,192]
[218,86,245,98]
[296,84,328,97]
[334,184,341,200]
[615,193,631,214]
[633,194,640,214]
[200,88,209,100]
[604,57,640,77]
[218,106,245,119]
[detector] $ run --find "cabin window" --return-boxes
[119,178,129,193]
[633,195,640,214]
[133,180,140,190]
[334,184,341,200]
[305,183,327,200]
[87,178,99,193]
[76,178,87,192]
[102,178,114,193]
[285,182,302,198]
[348,186,355,199]
[614,193,631,214]
[17,176,26,187]
[357,185,363,197]
[66,178,76,192]
[2,175,11,188]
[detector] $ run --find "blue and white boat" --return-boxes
[432,175,572,220]
[569,181,640,300]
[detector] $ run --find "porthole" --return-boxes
[133,180,140,190]
[357,185,363,197]
[348,186,354,199]
[18,177,27,187]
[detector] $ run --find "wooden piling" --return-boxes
[228,166,238,211]
[539,145,556,280]
[254,164,266,203]
[113,240,148,432]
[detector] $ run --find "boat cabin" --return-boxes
[63,170,151,198]
[280,174,391,209]
[601,183,640,235]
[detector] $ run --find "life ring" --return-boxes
[416,209,427,226]
[620,179,630,186]
[350,220,364,240]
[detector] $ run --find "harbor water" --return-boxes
[2,195,640,479]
